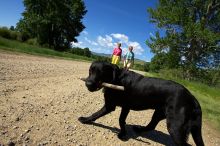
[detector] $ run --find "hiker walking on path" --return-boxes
[111,43,122,65]
[123,46,134,70]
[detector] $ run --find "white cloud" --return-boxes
[94,33,145,56]
[127,41,144,55]
[84,37,98,46]
[111,33,129,43]
[71,41,83,48]
[71,32,146,59]
[97,35,114,48]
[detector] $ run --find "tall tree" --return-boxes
[147,0,220,75]
[17,0,87,50]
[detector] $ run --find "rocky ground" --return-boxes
[0,52,219,146]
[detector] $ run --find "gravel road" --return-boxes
[0,52,219,146]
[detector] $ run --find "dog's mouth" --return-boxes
[95,81,102,91]
[86,80,103,92]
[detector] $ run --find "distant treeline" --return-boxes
[0,26,30,42]
[69,47,112,62]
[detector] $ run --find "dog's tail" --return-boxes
[190,99,205,146]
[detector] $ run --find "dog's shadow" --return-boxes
[90,122,176,145]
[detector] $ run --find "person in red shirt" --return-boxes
[111,43,122,65]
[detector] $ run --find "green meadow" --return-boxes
[148,73,220,130]
[0,37,93,61]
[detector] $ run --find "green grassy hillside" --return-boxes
[148,73,220,130]
[0,37,93,61]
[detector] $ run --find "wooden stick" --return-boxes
[79,77,125,91]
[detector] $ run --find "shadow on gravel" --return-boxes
[91,122,176,145]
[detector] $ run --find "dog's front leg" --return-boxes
[118,107,130,140]
[78,105,114,124]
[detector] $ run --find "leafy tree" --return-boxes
[17,0,87,50]
[9,26,15,31]
[149,52,168,72]
[84,47,91,57]
[147,0,220,76]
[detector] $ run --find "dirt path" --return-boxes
[0,52,219,146]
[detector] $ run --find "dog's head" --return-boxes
[85,61,119,92]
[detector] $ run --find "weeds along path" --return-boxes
[0,52,219,146]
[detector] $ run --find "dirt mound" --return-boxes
[0,52,219,145]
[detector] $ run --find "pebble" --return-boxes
[25,129,31,133]
[7,141,15,146]
[25,136,30,141]
[13,126,19,129]
[1,131,8,135]
[15,117,20,121]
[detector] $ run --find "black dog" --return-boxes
[78,61,204,146]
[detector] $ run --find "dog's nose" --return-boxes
[85,81,93,87]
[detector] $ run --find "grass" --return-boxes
[0,37,93,61]
[148,72,220,131]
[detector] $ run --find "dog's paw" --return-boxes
[133,126,144,133]
[117,131,127,141]
[78,117,92,124]
[133,126,153,133]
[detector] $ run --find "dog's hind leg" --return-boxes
[133,108,165,133]
[191,125,204,146]
[191,111,204,146]
[189,100,204,146]
[167,120,189,146]
[166,107,190,146]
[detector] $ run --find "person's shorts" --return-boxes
[124,59,133,68]
[111,55,120,65]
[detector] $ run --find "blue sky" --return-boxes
[0,0,159,62]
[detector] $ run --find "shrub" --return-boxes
[0,27,31,42]
[156,68,220,86]
[143,62,150,72]
[196,69,220,86]
[9,31,18,40]
[133,63,144,71]
[158,68,185,80]
[26,38,38,45]
[0,27,10,39]
[91,54,110,62]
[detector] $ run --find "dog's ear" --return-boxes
[102,62,119,83]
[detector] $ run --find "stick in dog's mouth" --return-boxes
[79,77,125,91]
